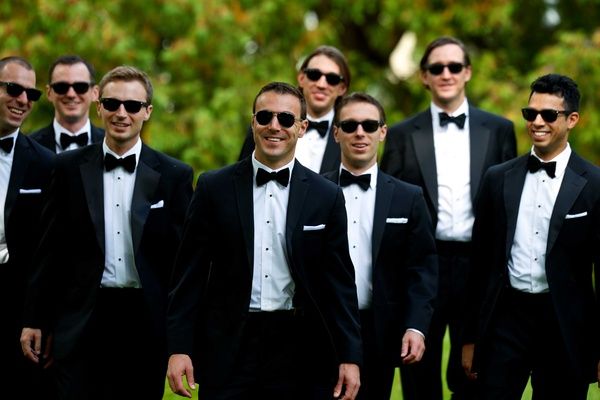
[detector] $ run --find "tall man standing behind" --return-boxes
[462,74,600,399]
[30,55,104,152]
[167,82,362,400]
[21,66,193,400]
[239,45,349,173]
[380,36,517,400]
[324,93,438,400]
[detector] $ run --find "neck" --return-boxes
[57,116,88,134]
[433,96,465,114]
[106,136,139,156]
[342,158,376,175]
[308,107,332,120]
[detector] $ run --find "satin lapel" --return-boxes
[320,124,339,173]
[286,163,309,263]
[412,111,438,213]
[5,134,29,223]
[234,159,255,269]
[503,157,528,260]
[131,145,160,255]
[91,125,105,143]
[372,171,393,264]
[80,147,106,254]
[469,108,491,200]
[546,155,586,253]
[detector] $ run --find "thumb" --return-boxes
[401,336,409,358]
[333,371,344,398]
[186,364,196,390]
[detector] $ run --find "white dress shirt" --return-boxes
[101,138,142,288]
[54,118,91,153]
[431,100,473,241]
[508,144,571,293]
[0,130,17,264]
[294,108,333,173]
[250,154,295,311]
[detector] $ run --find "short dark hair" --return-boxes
[48,55,96,84]
[529,74,580,112]
[419,36,471,71]
[299,45,351,89]
[334,92,386,125]
[98,65,153,104]
[252,81,307,120]
[0,56,34,74]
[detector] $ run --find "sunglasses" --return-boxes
[338,119,382,133]
[50,81,92,95]
[303,68,344,86]
[100,98,148,113]
[0,81,42,101]
[521,108,571,123]
[425,62,465,75]
[254,110,302,128]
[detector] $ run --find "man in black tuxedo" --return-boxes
[238,45,349,173]
[167,82,362,400]
[380,36,517,400]
[21,66,193,400]
[30,55,104,152]
[323,93,438,400]
[462,74,600,399]
[0,56,55,398]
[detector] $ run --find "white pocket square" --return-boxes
[303,224,326,231]
[386,217,408,224]
[565,211,587,219]
[150,200,164,209]
[19,188,42,194]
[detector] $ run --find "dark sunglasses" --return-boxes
[303,68,344,86]
[0,81,42,101]
[425,62,465,75]
[338,119,382,133]
[100,98,148,113]
[521,108,571,123]
[50,81,92,95]
[254,110,302,128]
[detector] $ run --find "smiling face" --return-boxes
[527,92,578,161]
[297,54,347,118]
[0,62,36,136]
[97,79,152,155]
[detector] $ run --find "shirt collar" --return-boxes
[251,152,295,185]
[430,99,469,126]
[54,118,91,142]
[339,162,378,190]
[307,108,334,124]
[102,137,142,165]
[530,143,571,179]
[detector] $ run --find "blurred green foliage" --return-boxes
[3,0,600,177]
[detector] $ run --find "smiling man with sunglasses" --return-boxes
[381,36,517,400]
[21,65,193,400]
[462,74,600,399]
[30,55,104,153]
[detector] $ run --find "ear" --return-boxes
[567,111,579,129]
[333,126,340,143]
[297,119,308,138]
[463,65,472,83]
[96,101,102,117]
[91,85,100,102]
[143,104,153,121]
[379,124,387,142]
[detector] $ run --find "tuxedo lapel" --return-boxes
[5,135,30,222]
[469,108,491,199]
[411,111,438,213]
[372,172,393,264]
[320,124,340,173]
[131,145,161,255]
[286,163,309,262]
[234,158,255,269]
[80,146,105,254]
[503,156,528,260]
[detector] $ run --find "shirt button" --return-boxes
[265,248,269,251]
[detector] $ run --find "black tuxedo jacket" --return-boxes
[323,169,438,364]
[380,106,516,229]
[238,123,341,173]
[464,152,600,382]
[24,143,193,360]
[30,122,104,153]
[167,158,362,386]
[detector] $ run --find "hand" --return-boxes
[333,363,360,399]
[167,354,196,398]
[400,330,425,364]
[20,328,43,364]
[462,343,477,381]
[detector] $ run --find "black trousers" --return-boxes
[477,287,589,400]
[54,288,167,400]
[400,240,476,400]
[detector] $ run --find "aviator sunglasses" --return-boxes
[303,68,344,86]
[521,108,571,123]
[254,110,302,128]
[338,119,382,133]
[100,98,149,113]
[50,81,92,95]
[425,62,465,75]
[0,81,42,101]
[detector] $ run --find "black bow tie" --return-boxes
[104,153,136,173]
[527,155,556,178]
[60,132,88,149]
[308,120,329,137]
[439,112,466,129]
[0,137,14,153]
[256,167,290,187]
[339,169,371,191]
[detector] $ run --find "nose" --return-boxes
[440,66,452,78]
[65,85,77,96]
[115,104,128,116]
[268,114,281,130]
[15,90,29,104]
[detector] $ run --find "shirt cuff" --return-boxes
[406,328,425,339]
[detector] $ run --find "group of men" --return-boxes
[0,35,598,400]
